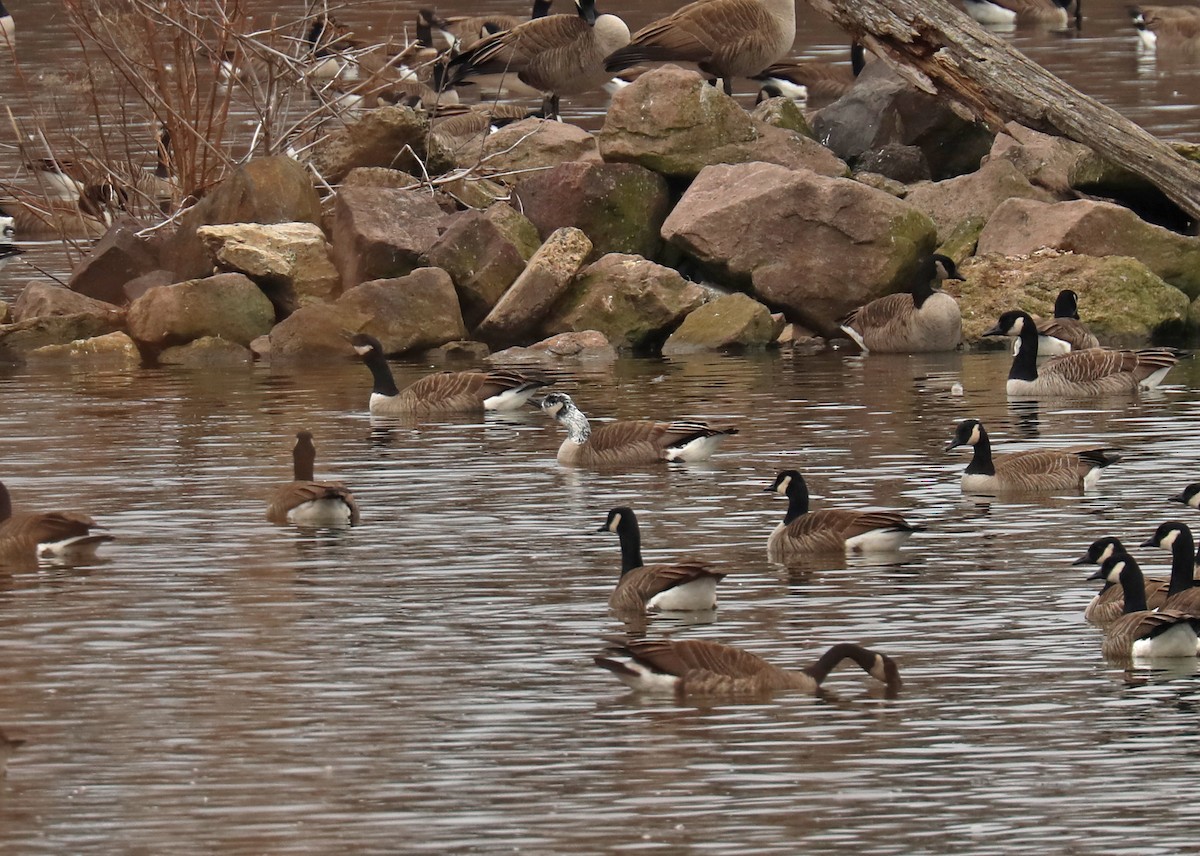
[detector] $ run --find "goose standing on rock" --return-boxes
[1087,554,1200,662]
[839,254,963,354]
[598,507,726,613]
[764,470,919,561]
[604,0,795,96]
[266,431,361,527]
[1140,521,1200,614]
[441,0,630,118]
[944,418,1121,494]
[350,334,549,416]
[983,310,1182,397]
[1032,289,1100,355]
[594,637,903,697]
[1074,537,1172,628]
[0,480,114,566]
[540,392,738,466]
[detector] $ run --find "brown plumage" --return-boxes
[1132,5,1200,48]
[839,254,963,354]
[266,431,360,527]
[594,637,903,697]
[421,1,552,50]
[541,393,737,467]
[1088,555,1200,662]
[605,0,796,95]
[1073,537,1170,629]
[963,0,1077,25]
[1031,289,1099,353]
[599,507,725,613]
[1140,521,1200,614]
[0,480,113,567]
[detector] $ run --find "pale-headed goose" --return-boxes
[350,334,548,416]
[0,480,114,566]
[266,432,360,527]
[945,418,1120,494]
[839,254,963,354]
[1030,289,1100,355]
[1087,554,1200,661]
[441,0,630,118]
[594,637,902,697]
[540,392,737,467]
[764,470,918,561]
[1073,537,1171,629]
[598,507,725,613]
[1131,5,1200,49]
[983,310,1181,397]
[604,0,795,96]
[1140,521,1200,614]
[962,0,1078,27]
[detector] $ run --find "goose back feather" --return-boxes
[266,431,360,527]
[0,480,113,566]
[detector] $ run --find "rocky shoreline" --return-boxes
[2,61,1198,368]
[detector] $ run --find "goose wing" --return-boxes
[267,481,360,524]
[840,293,914,335]
[993,447,1119,489]
[0,511,99,546]
[1042,347,1178,384]
[755,59,856,98]
[447,14,590,82]
[609,562,723,612]
[1037,317,1098,351]
[606,0,774,69]
[619,638,774,678]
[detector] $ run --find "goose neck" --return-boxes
[362,349,400,397]
[558,402,591,445]
[1008,320,1039,382]
[782,479,810,525]
[964,428,995,476]
[1167,531,1197,597]
[616,519,644,574]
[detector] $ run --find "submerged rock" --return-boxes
[126,272,275,349]
[0,312,127,359]
[158,336,253,367]
[662,292,778,354]
[27,331,141,367]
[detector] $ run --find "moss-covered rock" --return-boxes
[28,331,141,367]
[949,250,1190,346]
[158,336,253,367]
[936,216,986,262]
[127,272,274,349]
[750,96,813,138]
[662,292,778,354]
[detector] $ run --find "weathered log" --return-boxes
[806,0,1200,221]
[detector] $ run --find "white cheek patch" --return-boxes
[969,424,980,445]
[1162,530,1180,548]
[1013,338,1022,357]
[776,475,791,495]
[608,513,622,532]
[353,345,372,356]
[1012,316,1025,335]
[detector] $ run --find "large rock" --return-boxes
[811,62,994,180]
[597,66,847,179]
[905,158,1057,242]
[476,227,593,347]
[68,227,160,305]
[424,203,540,329]
[126,272,275,349]
[976,198,1200,298]
[949,250,1190,346]
[308,105,453,184]
[513,162,671,261]
[476,119,600,177]
[27,331,141,367]
[661,162,937,333]
[540,253,706,350]
[338,267,467,355]
[265,302,369,361]
[163,157,323,280]
[331,187,447,288]
[196,222,341,317]
[12,281,127,323]
[662,292,778,354]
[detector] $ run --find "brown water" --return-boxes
[3,349,1200,853]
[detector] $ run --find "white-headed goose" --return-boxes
[266,432,360,527]
[764,470,918,561]
[350,334,548,416]
[1140,521,1200,614]
[963,0,1078,27]
[945,418,1121,495]
[983,310,1182,398]
[0,480,114,566]
[594,637,902,697]
[1131,5,1200,49]
[441,0,630,118]
[1074,537,1171,628]
[1031,289,1099,355]
[1088,554,1200,662]
[604,0,795,96]
[839,254,963,354]
[540,392,737,467]
[598,507,725,613]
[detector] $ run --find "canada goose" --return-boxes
[751,41,867,103]
[1073,537,1172,628]
[0,0,14,45]
[1170,482,1200,509]
[764,470,918,561]
[839,254,964,354]
[0,480,114,566]
[962,0,1077,27]
[350,333,548,416]
[0,216,19,270]
[0,727,23,779]
[540,392,737,466]
[944,419,1121,495]
[266,431,361,527]
[1140,521,1200,614]
[430,103,539,150]
[604,0,795,96]
[597,507,726,613]
[1031,289,1100,355]
[303,15,361,81]
[594,637,903,697]
[1087,554,1200,661]
[420,1,554,51]
[983,310,1182,397]
[1131,5,1200,49]
[442,0,630,118]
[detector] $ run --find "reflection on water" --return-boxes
[2,350,1200,852]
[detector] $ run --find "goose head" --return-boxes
[945,418,984,452]
[1087,553,1133,586]
[540,392,574,420]
[1141,520,1193,551]
[1072,536,1126,566]
[931,254,964,284]
[765,470,807,500]
[349,333,384,359]
[1169,482,1200,509]
[598,506,634,535]
[982,310,1035,339]
[1053,289,1080,320]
